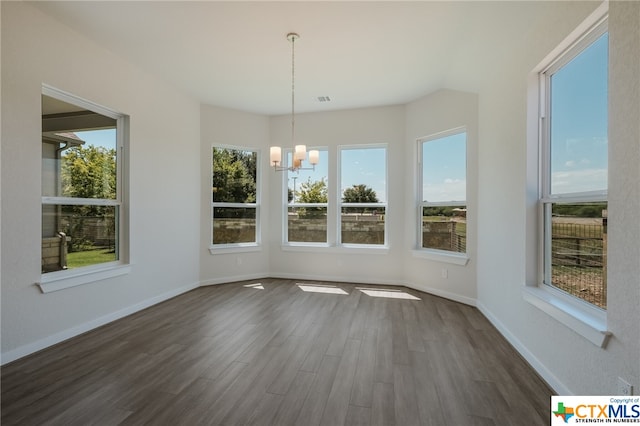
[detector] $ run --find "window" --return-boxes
[286,148,329,244]
[41,88,127,279]
[419,130,467,254]
[211,146,259,247]
[540,20,608,309]
[339,146,387,246]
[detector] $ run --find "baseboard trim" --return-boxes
[199,272,269,287]
[1,281,200,365]
[269,272,477,306]
[403,281,476,306]
[3,270,564,402]
[476,300,570,395]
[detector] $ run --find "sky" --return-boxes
[73,128,116,150]
[287,147,387,202]
[422,132,466,203]
[550,32,608,195]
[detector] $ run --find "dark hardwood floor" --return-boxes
[1,278,553,425]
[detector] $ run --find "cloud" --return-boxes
[551,168,607,194]
[423,178,466,202]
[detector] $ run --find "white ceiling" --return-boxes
[31,1,572,115]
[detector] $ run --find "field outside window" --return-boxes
[340,146,387,246]
[419,130,467,254]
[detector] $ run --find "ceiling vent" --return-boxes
[317,96,331,102]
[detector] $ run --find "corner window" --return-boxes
[41,88,127,278]
[418,130,467,254]
[540,21,608,309]
[286,148,329,244]
[211,146,259,247]
[339,145,387,246]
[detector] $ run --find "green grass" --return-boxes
[67,248,116,269]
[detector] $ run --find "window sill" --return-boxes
[38,263,131,293]
[522,285,611,348]
[281,244,389,255]
[208,243,261,255]
[412,249,469,265]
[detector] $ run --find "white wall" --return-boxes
[1,2,201,361]
[606,0,640,397]
[404,89,479,304]
[267,106,407,285]
[199,105,271,284]
[475,0,640,395]
[201,92,479,301]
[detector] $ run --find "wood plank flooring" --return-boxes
[1,278,553,425]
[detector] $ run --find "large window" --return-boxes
[339,146,387,246]
[419,130,467,254]
[540,20,608,309]
[211,146,259,246]
[41,89,127,276]
[286,149,329,244]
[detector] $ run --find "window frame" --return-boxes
[338,144,388,248]
[209,144,261,253]
[415,127,469,263]
[39,85,130,293]
[525,3,611,348]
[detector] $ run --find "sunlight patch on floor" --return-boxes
[356,287,421,300]
[297,283,349,295]
[243,283,264,290]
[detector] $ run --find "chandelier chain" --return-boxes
[291,33,296,147]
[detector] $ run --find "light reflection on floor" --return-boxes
[243,283,265,290]
[296,283,349,295]
[356,287,421,300]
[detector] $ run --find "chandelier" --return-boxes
[269,32,319,172]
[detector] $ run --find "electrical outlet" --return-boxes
[441,268,448,279]
[617,377,633,396]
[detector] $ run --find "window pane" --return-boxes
[341,207,385,245]
[212,148,257,203]
[43,127,117,198]
[287,149,328,205]
[288,206,327,243]
[212,207,256,244]
[422,133,466,203]
[42,205,118,273]
[549,33,608,195]
[341,147,386,203]
[422,206,466,252]
[546,202,607,308]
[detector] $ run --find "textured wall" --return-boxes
[475,1,640,395]
[1,2,201,360]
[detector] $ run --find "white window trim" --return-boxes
[38,264,132,293]
[40,85,130,293]
[281,244,389,255]
[416,127,468,257]
[525,2,610,348]
[209,144,261,252]
[338,144,388,248]
[411,249,469,265]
